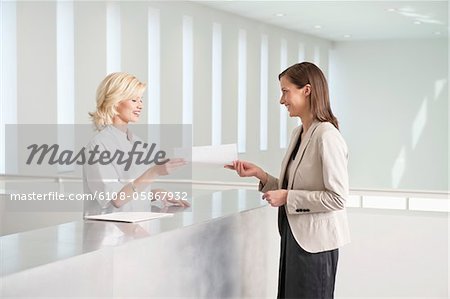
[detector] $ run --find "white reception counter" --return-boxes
[1,189,279,298]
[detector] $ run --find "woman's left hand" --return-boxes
[151,188,191,208]
[262,189,288,207]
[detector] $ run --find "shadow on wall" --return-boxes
[392,77,448,190]
[331,39,448,192]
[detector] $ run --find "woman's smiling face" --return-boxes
[279,75,311,118]
[114,96,143,125]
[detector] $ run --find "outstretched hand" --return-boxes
[152,158,187,176]
[224,160,260,177]
[224,160,267,184]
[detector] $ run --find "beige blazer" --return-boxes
[259,120,351,253]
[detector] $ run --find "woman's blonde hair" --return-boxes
[89,72,146,130]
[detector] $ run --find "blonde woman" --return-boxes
[83,72,188,216]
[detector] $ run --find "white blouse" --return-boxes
[82,125,152,216]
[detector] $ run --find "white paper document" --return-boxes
[174,144,238,166]
[84,212,173,223]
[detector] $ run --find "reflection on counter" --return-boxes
[1,189,266,276]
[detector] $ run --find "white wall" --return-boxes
[0,0,332,184]
[5,1,446,193]
[330,39,448,192]
[337,208,448,298]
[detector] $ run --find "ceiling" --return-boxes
[194,1,448,41]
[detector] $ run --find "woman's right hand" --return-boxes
[148,158,187,177]
[134,158,188,194]
[225,160,267,183]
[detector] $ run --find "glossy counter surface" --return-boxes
[0,189,266,277]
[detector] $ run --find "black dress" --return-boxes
[277,134,339,299]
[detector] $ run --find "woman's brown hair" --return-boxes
[278,62,339,130]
